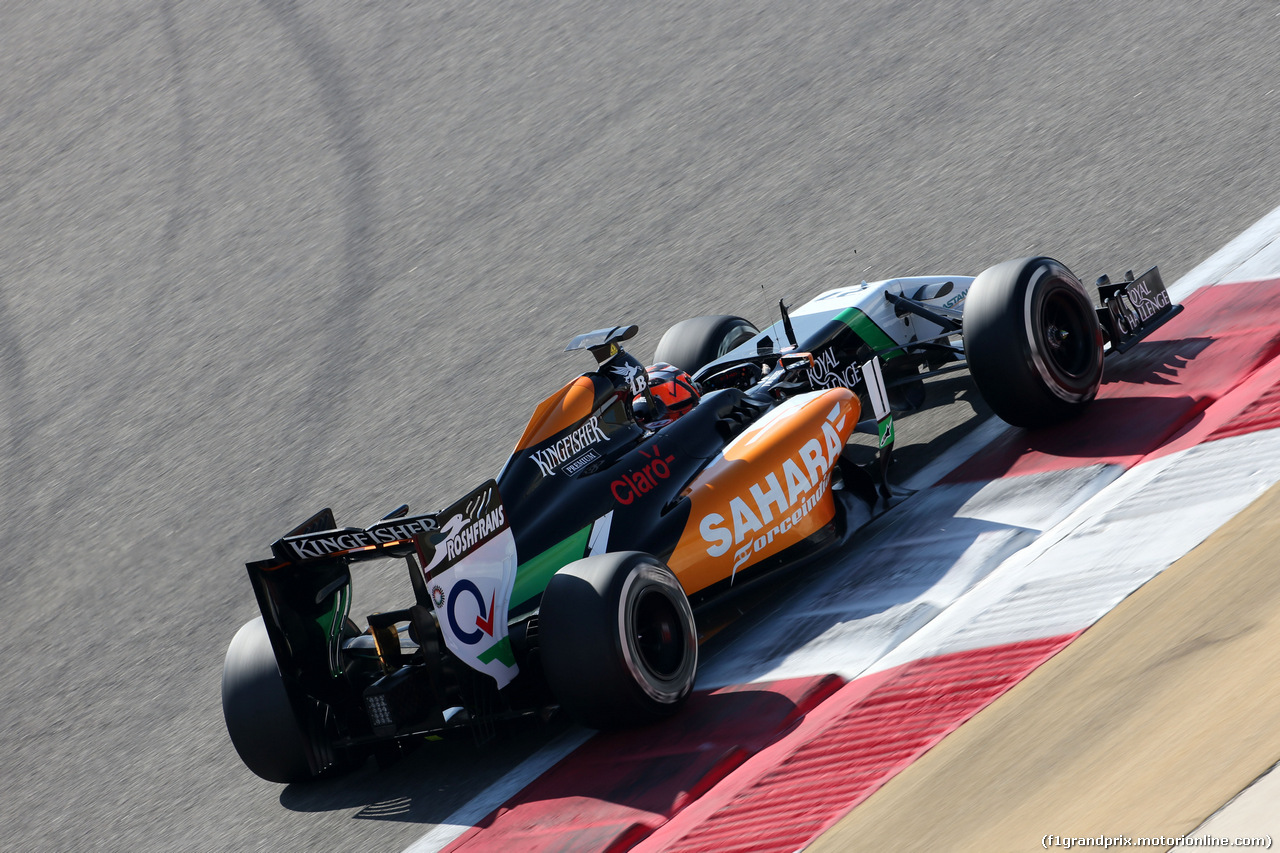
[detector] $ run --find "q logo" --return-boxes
[446,579,497,645]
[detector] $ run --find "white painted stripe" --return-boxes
[1169,202,1280,300]
[587,509,613,556]
[400,727,593,853]
[869,428,1280,672]
[900,414,1012,492]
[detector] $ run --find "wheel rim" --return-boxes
[632,588,686,679]
[1038,287,1094,380]
[717,322,758,358]
[618,563,697,704]
[1025,270,1102,404]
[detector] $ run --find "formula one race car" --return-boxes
[222,256,1179,782]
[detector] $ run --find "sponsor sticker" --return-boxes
[282,513,438,560]
[530,416,609,477]
[1126,275,1171,322]
[416,481,520,688]
[610,360,649,396]
[806,348,863,390]
[1108,275,1172,333]
[699,401,847,575]
[561,447,602,477]
[610,444,676,505]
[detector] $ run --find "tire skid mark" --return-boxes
[22,2,203,534]
[257,0,384,499]
[9,0,370,533]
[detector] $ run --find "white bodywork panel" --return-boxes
[719,275,976,364]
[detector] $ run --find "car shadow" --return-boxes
[1104,335,1214,386]
[276,682,828,832]
[277,714,572,824]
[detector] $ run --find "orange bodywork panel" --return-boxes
[514,376,600,453]
[669,388,860,595]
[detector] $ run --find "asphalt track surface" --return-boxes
[2,2,1279,851]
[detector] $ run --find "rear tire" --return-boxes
[539,552,698,729]
[654,315,758,374]
[964,256,1104,428]
[221,617,316,783]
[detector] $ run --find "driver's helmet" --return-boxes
[633,362,700,426]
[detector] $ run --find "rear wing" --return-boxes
[264,507,440,564]
[245,480,521,701]
[243,506,442,722]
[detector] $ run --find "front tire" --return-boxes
[964,256,1104,428]
[539,552,698,729]
[221,617,316,783]
[653,315,758,375]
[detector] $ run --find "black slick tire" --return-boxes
[539,552,698,729]
[964,256,1104,428]
[653,315,758,374]
[221,617,316,784]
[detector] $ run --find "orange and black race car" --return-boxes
[222,256,1180,783]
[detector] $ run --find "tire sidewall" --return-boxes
[654,315,759,375]
[540,552,698,728]
[1020,263,1103,404]
[221,617,315,783]
[614,560,698,707]
[965,256,1104,428]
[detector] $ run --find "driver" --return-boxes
[632,362,700,428]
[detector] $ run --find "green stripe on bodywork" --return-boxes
[320,582,351,677]
[878,415,895,448]
[834,306,902,359]
[478,636,516,667]
[511,525,593,609]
